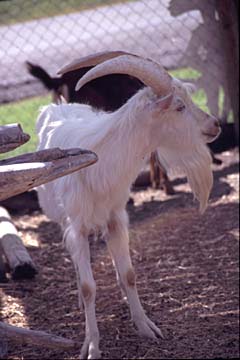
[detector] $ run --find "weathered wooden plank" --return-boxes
[0,148,98,201]
[0,322,77,350]
[0,124,30,154]
[0,147,83,165]
[0,207,37,280]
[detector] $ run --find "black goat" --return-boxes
[26,61,237,191]
[26,60,175,194]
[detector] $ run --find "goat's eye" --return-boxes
[176,104,185,112]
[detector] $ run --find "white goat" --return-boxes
[36,52,220,359]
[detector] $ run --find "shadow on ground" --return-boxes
[1,151,239,359]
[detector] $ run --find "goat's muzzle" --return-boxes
[202,117,221,143]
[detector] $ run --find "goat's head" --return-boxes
[59,52,221,212]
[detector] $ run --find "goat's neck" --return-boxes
[93,91,152,188]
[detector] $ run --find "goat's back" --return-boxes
[36,102,130,231]
[36,103,98,225]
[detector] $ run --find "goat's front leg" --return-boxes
[107,210,163,339]
[66,229,100,359]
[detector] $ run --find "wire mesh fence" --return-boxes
[0,0,239,155]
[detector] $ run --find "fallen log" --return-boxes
[0,124,30,154]
[0,322,78,350]
[0,206,37,280]
[0,147,98,201]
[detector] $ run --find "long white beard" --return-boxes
[157,142,213,213]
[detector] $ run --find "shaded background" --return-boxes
[0,0,238,131]
[0,1,239,359]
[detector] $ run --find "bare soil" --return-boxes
[1,149,239,359]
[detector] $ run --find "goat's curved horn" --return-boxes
[75,54,172,96]
[57,51,132,75]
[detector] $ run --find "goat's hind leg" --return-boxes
[66,228,101,359]
[107,210,163,340]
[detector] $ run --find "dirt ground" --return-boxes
[0,149,239,359]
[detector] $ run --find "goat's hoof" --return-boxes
[80,338,101,359]
[80,350,101,360]
[88,351,101,360]
[134,315,164,340]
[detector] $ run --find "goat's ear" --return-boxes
[184,82,196,94]
[150,93,173,114]
[60,95,67,104]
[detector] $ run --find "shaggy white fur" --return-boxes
[36,80,219,359]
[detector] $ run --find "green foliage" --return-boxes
[169,67,210,112]
[0,95,51,159]
[170,67,201,80]
[170,67,232,119]
[0,0,133,26]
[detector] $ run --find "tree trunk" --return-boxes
[217,0,239,144]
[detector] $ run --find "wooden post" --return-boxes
[0,124,30,153]
[0,206,37,280]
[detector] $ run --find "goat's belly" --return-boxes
[91,193,128,227]
[69,192,127,236]
[37,182,65,225]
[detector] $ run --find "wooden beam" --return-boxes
[0,322,78,350]
[0,207,37,280]
[0,124,30,154]
[0,147,86,165]
[0,148,98,201]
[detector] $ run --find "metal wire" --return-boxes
[0,0,237,120]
